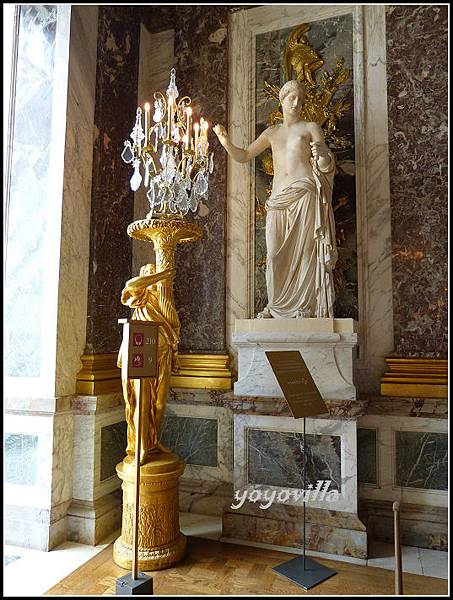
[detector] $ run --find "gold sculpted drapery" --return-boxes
[265,154,337,318]
[117,265,178,464]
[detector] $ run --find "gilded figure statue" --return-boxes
[117,264,178,464]
[214,79,337,319]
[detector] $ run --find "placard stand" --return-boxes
[116,320,155,595]
[265,351,337,590]
[272,416,336,590]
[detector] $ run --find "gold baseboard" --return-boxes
[171,353,232,389]
[76,352,232,395]
[380,357,447,398]
[75,353,122,395]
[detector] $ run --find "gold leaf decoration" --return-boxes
[261,23,352,176]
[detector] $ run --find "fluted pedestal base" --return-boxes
[113,452,186,571]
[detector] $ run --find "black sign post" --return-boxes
[265,351,337,591]
[116,319,159,596]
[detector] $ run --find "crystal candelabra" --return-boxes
[121,68,214,219]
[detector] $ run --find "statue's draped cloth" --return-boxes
[265,157,337,318]
[117,278,178,460]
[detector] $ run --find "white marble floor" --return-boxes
[3,513,448,597]
[3,529,120,597]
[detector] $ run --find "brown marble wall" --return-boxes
[85,7,140,354]
[386,6,448,357]
[141,6,230,353]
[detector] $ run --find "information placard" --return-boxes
[265,350,328,418]
[119,319,160,379]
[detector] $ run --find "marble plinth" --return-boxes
[223,504,367,559]
[233,318,358,399]
[226,319,366,558]
[67,393,126,545]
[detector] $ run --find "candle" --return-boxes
[194,122,199,159]
[186,106,192,150]
[167,97,173,140]
[144,102,150,146]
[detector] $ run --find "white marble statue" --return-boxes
[214,79,337,319]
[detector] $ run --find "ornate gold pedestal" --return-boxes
[113,452,186,570]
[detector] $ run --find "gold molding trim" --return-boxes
[75,353,122,395]
[380,357,447,399]
[76,352,232,395]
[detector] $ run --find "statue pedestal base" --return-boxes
[223,318,367,559]
[233,318,358,400]
[113,452,186,571]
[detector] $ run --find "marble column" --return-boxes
[386,5,448,358]
[5,5,99,551]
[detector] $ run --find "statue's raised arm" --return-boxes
[213,124,270,164]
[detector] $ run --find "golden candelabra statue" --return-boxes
[113,69,206,571]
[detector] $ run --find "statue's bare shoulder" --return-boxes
[264,123,283,138]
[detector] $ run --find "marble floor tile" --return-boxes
[3,531,119,597]
[367,541,447,579]
[179,512,223,540]
[418,547,449,580]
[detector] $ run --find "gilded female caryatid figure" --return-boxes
[117,265,178,464]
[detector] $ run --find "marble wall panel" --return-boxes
[234,414,358,512]
[85,7,140,354]
[247,429,341,491]
[141,6,229,352]
[357,428,377,485]
[358,414,447,507]
[5,433,38,486]
[100,420,127,480]
[163,402,233,484]
[395,431,447,491]
[159,415,218,468]
[386,5,448,356]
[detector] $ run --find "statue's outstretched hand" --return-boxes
[310,140,329,162]
[213,124,228,147]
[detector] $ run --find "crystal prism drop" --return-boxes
[153,99,163,122]
[130,159,142,191]
[166,68,179,101]
[147,183,155,207]
[121,142,134,163]
[144,159,150,187]
[189,187,198,212]
[194,172,208,195]
[160,145,167,168]
[172,126,180,143]
[176,186,189,214]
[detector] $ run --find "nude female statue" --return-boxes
[214,79,338,319]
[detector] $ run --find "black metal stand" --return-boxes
[116,572,153,595]
[272,417,337,590]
